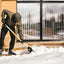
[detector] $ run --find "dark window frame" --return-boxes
[17,0,64,42]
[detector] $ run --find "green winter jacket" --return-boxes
[1,9,23,39]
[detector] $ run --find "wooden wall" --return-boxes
[0,0,2,33]
[1,1,16,12]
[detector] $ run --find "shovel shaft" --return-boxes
[5,24,28,48]
[5,24,21,41]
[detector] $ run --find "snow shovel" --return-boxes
[5,24,33,53]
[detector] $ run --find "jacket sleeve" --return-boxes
[17,21,23,39]
[1,9,9,18]
[1,9,9,23]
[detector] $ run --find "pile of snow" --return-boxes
[1,45,64,64]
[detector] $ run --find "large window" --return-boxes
[17,3,40,40]
[17,0,64,41]
[43,3,64,40]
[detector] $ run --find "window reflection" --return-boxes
[17,3,40,40]
[43,3,64,40]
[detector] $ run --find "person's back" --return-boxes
[2,9,21,26]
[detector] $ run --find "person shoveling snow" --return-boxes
[0,9,33,55]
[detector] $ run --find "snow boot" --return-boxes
[0,49,2,55]
[8,50,16,55]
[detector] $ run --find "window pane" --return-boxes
[43,3,64,40]
[17,0,40,1]
[43,0,64,1]
[17,3,40,40]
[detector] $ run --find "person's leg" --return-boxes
[9,27,16,55]
[0,25,8,54]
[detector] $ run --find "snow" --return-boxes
[1,45,64,64]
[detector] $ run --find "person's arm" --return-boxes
[1,9,9,23]
[17,21,23,40]
[1,9,9,18]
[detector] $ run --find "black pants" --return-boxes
[0,25,15,51]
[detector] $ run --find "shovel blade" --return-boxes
[27,47,33,53]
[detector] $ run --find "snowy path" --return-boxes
[0,45,64,64]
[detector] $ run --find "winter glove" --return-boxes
[28,46,33,53]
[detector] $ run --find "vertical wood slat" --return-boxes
[0,0,2,33]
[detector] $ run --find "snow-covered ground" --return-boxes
[1,45,64,64]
